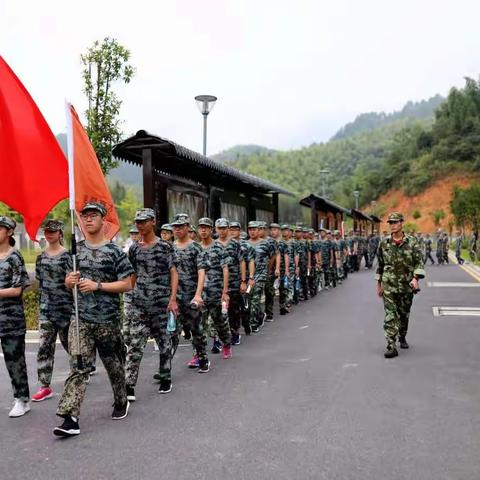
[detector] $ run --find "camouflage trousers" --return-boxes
[203,300,231,346]
[279,274,293,309]
[57,322,126,418]
[382,291,414,347]
[1,334,30,401]
[308,268,318,297]
[228,291,243,334]
[125,304,171,386]
[37,318,69,387]
[264,274,276,317]
[249,280,266,328]
[172,300,207,362]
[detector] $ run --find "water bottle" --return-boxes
[273,277,280,290]
[295,276,301,291]
[221,300,229,316]
[167,311,176,333]
[283,276,289,289]
[190,300,199,310]
[246,284,252,294]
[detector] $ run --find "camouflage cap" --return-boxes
[309,228,315,234]
[189,226,197,233]
[171,213,190,226]
[80,201,107,217]
[302,227,309,233]
[258,221,267,229]
[215,218,229,228]
[269,223,280,229]
[333,230,340,235]
[240,231,248,239]
[134,208,155,221]
[387,212,404,223]
[229,221,241,229]
[198,217,213,227]
[248,221,260,228]
[294,225,303,232]
[319,227,327,232]
[44,219,64,232]
[0,216,16,230]
[280,223,292,230]
[160,224,173,232]
[129,225,139,234]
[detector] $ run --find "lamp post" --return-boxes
[194,95,217,156]
[319,169,329,198]
[353,190,360,209]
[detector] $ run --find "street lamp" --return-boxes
[194,95,217,156]
[319,169,329,198]
[353,190,360,209]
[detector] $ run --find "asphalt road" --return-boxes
[1,263,480,480]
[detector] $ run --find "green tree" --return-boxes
[81,37,135,174]
[432,209,446,227]
[450,183,480,233]
[116,188,141,235]
[412,209,421,219]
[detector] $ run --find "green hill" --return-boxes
[212,144,276,163]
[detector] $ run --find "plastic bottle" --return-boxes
[283,276,289,289]
[167,311,176,333]
[273,277,280,290]
[221,300,229,316]
[190,300,199,310]
[295,276,301,291]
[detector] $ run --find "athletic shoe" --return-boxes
[198,359,210,373]
[265,315,274,322]
[159,380,172,394]
[89,366,97,376]
[211,339,222,354]
[32,387,53,402]
[112,401,130,420]
[152,372,161,381]
[231,334,241,345]
[222,345,232,359]
[259,313,266,328]
[187,355,200,368]
[251,326,260,333]
[126,386,136,402]
[399,338,410,349]
[280,308,288,315]
[53,415,80,436]
[183,328,192,340]
[384,347,398,359]
[9,400,30,418]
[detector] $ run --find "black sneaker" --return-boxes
[53,415,80,437]
[251,325,259,333]
[183,328,192,340]
[399,338,410,349]
[126,386,136,402]
[265,315,274,322]
[112,401,130,420]
[211,339,222,354]
[384,347,398,359]
[280,308,288,315]
[152,372,161,381]
[231,333,241,345]
[198,359,210,373]
[159,380,172,394]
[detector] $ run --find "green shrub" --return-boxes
[412,209,421,219]
[24,289,39,330]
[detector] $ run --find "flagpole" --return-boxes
[65,100,83,370]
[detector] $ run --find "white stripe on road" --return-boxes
[433,306,480,317]
[428,282,480,288]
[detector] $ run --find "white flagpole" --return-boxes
[65,100,83,370]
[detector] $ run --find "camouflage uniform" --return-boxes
[424,237,435,265]
[35,250,72,386]
[295,233,309,301]
[0,249,30,401]
[125,240,174,386]
[239,237,255,332]
[278,235,291,310]
[308,236,320,297]
[172,241,208,363]
[284,237,297,307]
[202,241,232,346]
[264,234,279,318]
[436,236,444,264]
[56,241,134,418]
[319,236,331,287]
[376,227,425,349]
[248,237,270,329]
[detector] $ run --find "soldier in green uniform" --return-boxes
[32,220,71,403]
[294,226,309,301]
[54,202,134,437]
[160,224,174,243]
[424,233,435,265]
[376,212,425,358]
[0,216,31,418]
[279,225,294,314]
[247,221,270,332]
[264,223,281,321]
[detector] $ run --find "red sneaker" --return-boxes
[187,355,200,368]
[222,345,232,359]
[32,387,53,402]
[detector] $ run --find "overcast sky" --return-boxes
[2,0,480,155]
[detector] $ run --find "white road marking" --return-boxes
[428,282,480,288]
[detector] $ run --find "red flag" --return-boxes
[68,105,120,240]
[0,56,69,240]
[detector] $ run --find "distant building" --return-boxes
[299,194,350,232]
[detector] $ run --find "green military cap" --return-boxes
[198,217,213,227]
[189,226,197,233]
[240,231,248,239]
[0,216,16,230]
[160,223,173,232]
[269,222,280,229]
[229,221,241,228]
[43,219,64,232]
[171,213,190,226]
[248,221,260,228]
[280,223,291,230]
[308,228,315,234]
[129,225,139,234]
[319,227,327,232]
[134,208,155,221]
[294,225,303,232]
[302,227,309,232]
[80,201,107,217]
[215,218,229,228]
[333,230,340,235]
[258,221,267,229]
[387,212,404,223]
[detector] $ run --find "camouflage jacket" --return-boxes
[278,239,289,275]
[71,241,134,325]
[129,239,174,312]
[319,240,331,266]
[35,250,72,326]
[375,234,425,293]
[220,238,245,293]
[202,241,229,301]
[249,239,270,283]
[295,239,308,267]
[174,241,206,303]
[0,250,29,337]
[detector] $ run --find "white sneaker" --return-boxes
[9,399,31,418]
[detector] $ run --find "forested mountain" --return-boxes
[227,79,480,214]
[331,95,444,140]
[212,144,276,163]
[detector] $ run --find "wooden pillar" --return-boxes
[311,203,317,230]
[273,193,279,223]
[142,148,154,208]
[155,179,168,231]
